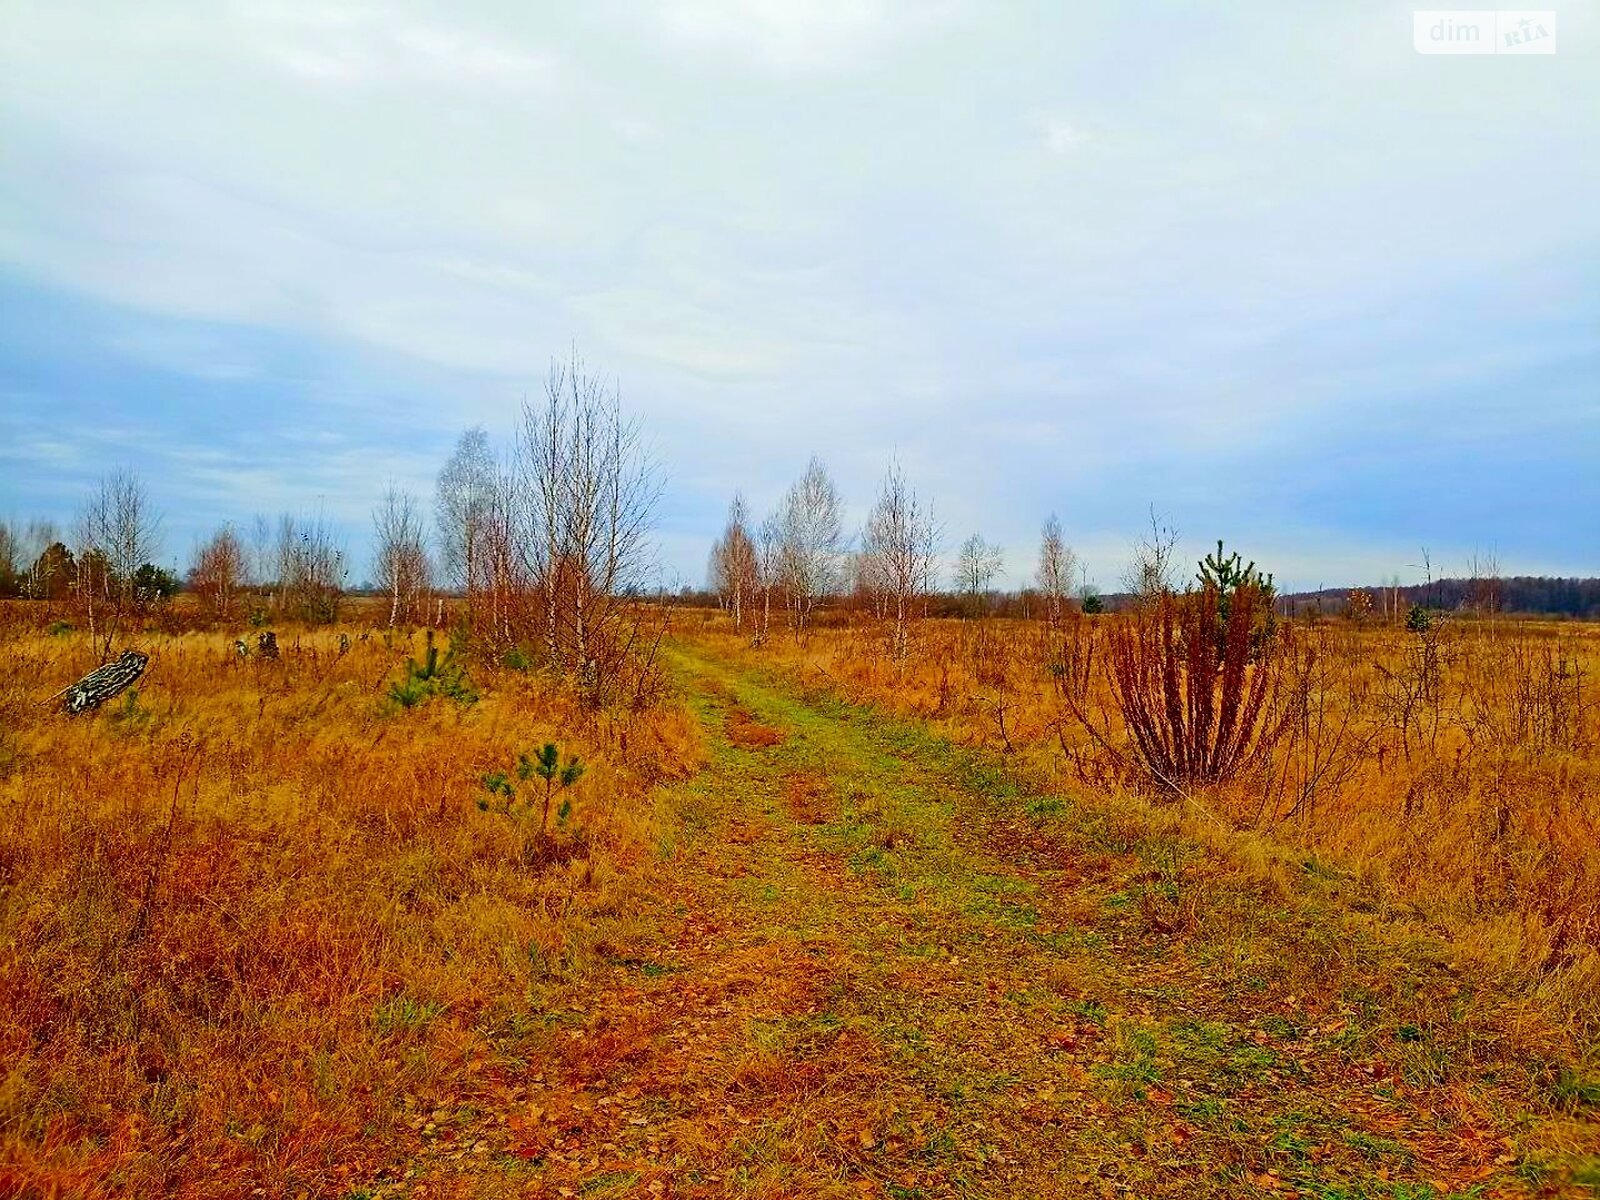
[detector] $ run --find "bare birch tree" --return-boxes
[275,511,346,624]
[436,427,495,614]
[708,493,758,631]
[480,461,524,647]
[776,457,844,640]
[75,471,162,660]
[1123,509,1179,602]
[1036,513,1077,625]
[753,510,783,648]
[13,520,57,599]
[373,487,432,627]
[517,349,660,695]
[954,533,1003,612]
[861,462,938,660]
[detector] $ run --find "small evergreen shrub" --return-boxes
[478,742,585,834]
[388,631,476,709]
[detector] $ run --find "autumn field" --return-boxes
[685,609,1600,1040]
[2,595,1599,1199]
[4,1,1596,1196]
[0,601,704,1198]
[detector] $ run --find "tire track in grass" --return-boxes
[398,639,1588,1200]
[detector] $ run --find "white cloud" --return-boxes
[650,0,964,73]
[1039,115,1086,155]
[239,3,564,92]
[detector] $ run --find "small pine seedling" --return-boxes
[389,631,477,709]
[478,742,585,834]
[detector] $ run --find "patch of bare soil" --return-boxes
[725,706,783,749]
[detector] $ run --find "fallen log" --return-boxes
[63,650,150,714]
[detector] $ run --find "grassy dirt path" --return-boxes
[402,638,1590,1199]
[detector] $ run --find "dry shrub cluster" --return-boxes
[0,603,701,1198]
[691,607,1600,1038]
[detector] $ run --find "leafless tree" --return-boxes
[0,519,45,598]
[516,349,661,695]
[522,378,566,661]
[850,549,886,619]
[0,519,51,601]
[775,457,844,640]
[247,514,275,607]
[106,471,161,591]
[481,460,525,647]
[753,510,783,648]
[1036,513,1077,625]
[188,525,249,622]
[373,487,432,627]
[16,519,61,599]
[1123,508,1179,601]
[75,471,162,660]
[1382,573,1404,626]
[1468,548,1502,629]
[861,462,938,661]
[0,521,16,595]
[708,493,759,631]
[954,533,1003,610]
[275,510,346,624]
[436,427,496,613]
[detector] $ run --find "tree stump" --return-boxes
[63,651,149,714]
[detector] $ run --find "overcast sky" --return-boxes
[1,1,1595,591]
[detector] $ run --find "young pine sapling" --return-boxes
[478,742,585,834]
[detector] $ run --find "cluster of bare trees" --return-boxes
[710,457,939,659]
[272,512,348,624]
[710,458,849,647]
[373,488,432,627]
[427,351,663,700]
[707,495,757,634]
[186,510,350,625]
[186,349,664,701]
[73,471,165,659]
[709,458,1107,658]
[954,533,1004,611]
[0,473,179,659]
[188,526,248,622]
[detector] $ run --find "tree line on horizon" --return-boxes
[704,459,1106,658]
[704,459,1600,644]
[3,352,1595,669]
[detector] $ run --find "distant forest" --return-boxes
[1281,577,1600,620]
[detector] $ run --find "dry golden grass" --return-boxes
[679,609,1600,1046]
[5,599,1599,1197]
[0,604,702,1198]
